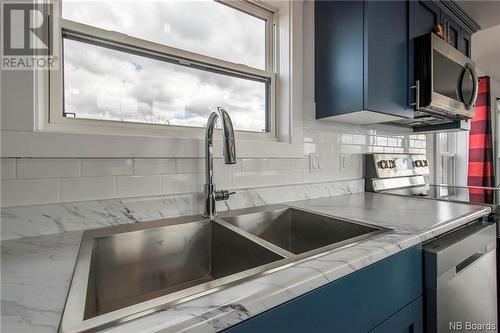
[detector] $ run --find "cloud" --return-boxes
[62,0,266,69]
[63,36,266,131]
[61,1,267,132]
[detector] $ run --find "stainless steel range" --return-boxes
[364,153,498,332]
[364,153,430,195]
[364,153,500,212]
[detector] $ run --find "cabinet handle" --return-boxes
[410,80,420,110]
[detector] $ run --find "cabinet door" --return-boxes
[315,1,364,119]
[221,246,422,333]
[441,13,461,50]
[412,0,441,38]
[364,0,412,118]
[369,297,423,333]
[459,29,472,57]
[409,0,441,107]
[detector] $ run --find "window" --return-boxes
[436,132,456,185]
[50,0,275,133]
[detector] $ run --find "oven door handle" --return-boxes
[462,63,479,110]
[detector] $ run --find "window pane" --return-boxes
[62,0,266,70]
[63,37,267,132]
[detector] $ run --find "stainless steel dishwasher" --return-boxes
[424,222,497,333]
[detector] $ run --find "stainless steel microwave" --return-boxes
[414,33,478,119]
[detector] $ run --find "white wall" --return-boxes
[0,0,426,208]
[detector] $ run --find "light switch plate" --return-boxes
[340,153,349,172]
[309,153,322,173]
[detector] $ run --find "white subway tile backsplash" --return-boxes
[82,159,132,176]
[303,143,316,155]
[303,128,323,143]
[268,158,305,171]
[175,159,204,174]
[1,158,16,179]
[348,145,363,154]
[322,132,339,144]
[1,179,60,207]
[163,174,203,194]
[213,173,232,189]
[17,158,80,179]
[376,136,388,146]
[61,177,116,202]
[352,134,367,145]
[213,158,242,172]
[283,171,304,184]
[241,159,269,171]
[117,175,162,197]
[341,134,353,144]
[134,159,176,175]
[387,138,398,147]
[0,121,426,207]
[415,140,426,148]
[233,171,282,188]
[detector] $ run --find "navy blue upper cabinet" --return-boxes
[412,1,441,38]
[459,28,472,57]
[410,0,476,57]
[315,0,413,123]
[364,1,411,118]
[315,0,479,124]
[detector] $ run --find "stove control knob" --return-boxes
[379,160,388,169]
[422,160,428,167]
[389,160,396,168]
[415,160,422,167]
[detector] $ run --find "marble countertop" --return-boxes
[1,192,491,333]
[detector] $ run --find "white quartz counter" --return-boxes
[1,192,491,333]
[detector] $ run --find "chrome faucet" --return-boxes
[203,107,236,219]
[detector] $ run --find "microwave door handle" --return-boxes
[467,64,479,110]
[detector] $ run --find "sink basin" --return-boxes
[61,206,389,333]
[61,219,284,333]
[220,208,383,255]
[85,221,283,318]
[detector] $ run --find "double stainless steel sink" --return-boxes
[60,205,390,333]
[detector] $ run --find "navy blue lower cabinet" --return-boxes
[222,246,423,333]
[369,297,423,333]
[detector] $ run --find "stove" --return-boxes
[363,153,500,214]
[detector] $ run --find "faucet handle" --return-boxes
[215,190,236,201]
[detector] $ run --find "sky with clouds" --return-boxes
[62,0,267,132]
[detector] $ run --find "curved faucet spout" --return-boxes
[205,107,236,165]
[203,107,237,219]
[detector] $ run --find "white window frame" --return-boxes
[43,0,277,142]
[1,0,304,158]
[434,132,457,185]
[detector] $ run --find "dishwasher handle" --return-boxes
[455,251,486,274]
[423,223,496,289]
